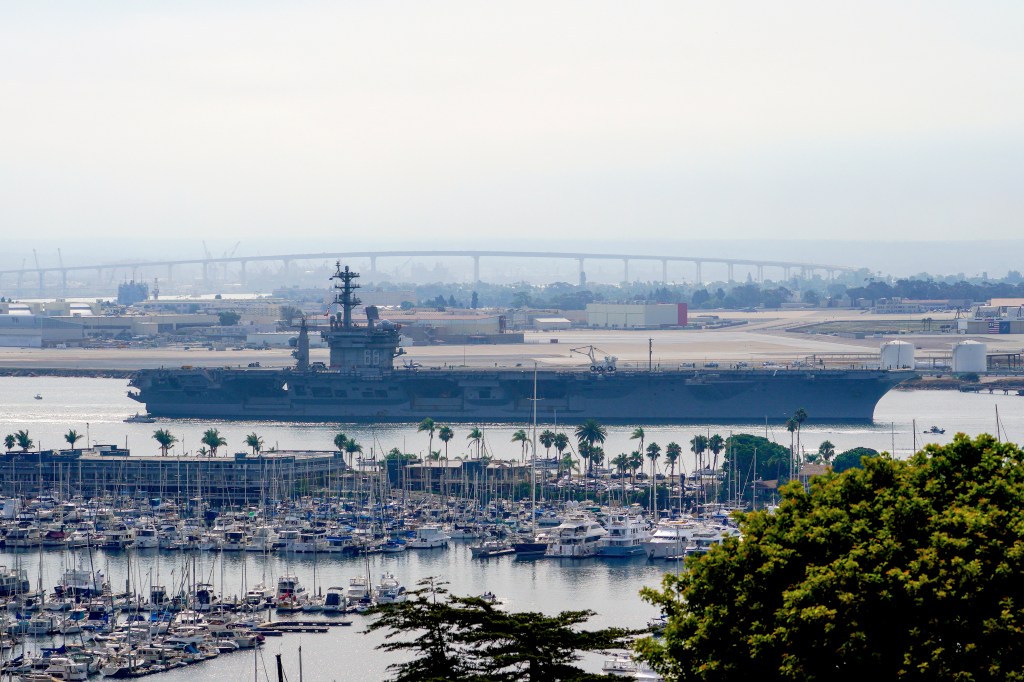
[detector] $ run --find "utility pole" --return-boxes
[648,338,653,372]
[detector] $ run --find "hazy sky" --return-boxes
[3,1,1022,248]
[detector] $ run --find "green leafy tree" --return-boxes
[816,439,836,464]
[244,432,263,455]
[334,432,349,452]
[638,434,1024,682]
[14,430,33,452]
[832,446,878,473]
[719,433,791,503]
[217,311,241,326]
[200,428,226,457]
[367,577,633,682]
[152,429,177,457]
[3,434,14,451]
[64,429,82,449]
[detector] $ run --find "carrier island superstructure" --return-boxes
[128,263,913,424]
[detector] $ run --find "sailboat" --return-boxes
[513,365,550,556]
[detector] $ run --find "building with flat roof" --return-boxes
[0,314,85,347]
[0,447,347,506]
[586,303,688,329]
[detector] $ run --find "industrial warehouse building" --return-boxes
[0,315,85,347]
[586,303,688,329]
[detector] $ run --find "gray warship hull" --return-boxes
[128,366,912,424]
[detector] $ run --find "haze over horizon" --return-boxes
[3,2,1022,267]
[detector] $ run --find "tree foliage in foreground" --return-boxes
[366,578,633,681]
[637,434,1024,682]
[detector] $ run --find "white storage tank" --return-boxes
[880,340,915,369]
[952,340,987,373]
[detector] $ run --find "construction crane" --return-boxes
[570,345,618,372]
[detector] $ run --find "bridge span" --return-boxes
[0,249,859,296]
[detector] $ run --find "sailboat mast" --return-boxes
[530,365,538,532]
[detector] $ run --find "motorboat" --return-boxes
[544,515,607,558]
[322,586,347,614]
[924,426,945,434]
[123,413,157,423]
[470,540,515,558]
[374,573,407,604]
[642,520,704,559]
[407,524,451,549]
[275,574,306,613]
[597,512,651,557]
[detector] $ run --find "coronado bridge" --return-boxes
[0,250,860,296]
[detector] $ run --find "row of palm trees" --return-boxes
[4,429,86,452]
[150,428,228,457]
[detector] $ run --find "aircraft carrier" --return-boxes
[128,263,913,424]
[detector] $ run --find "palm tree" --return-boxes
[333,432,349,452]
[611,453,630,502]
[511,429,529,462]
[14,430,33,452]
[438,426,454,461]
[201,428,226,457]
[197,446,209,457]
[665,441,681,510]
[818,440,836,464]
[3,434,14,451]
[708,434,725,472]
[553,432,570,485]
[574,419,607,481]
[418,418,436,459]
[630,427,645,464]
[539,429,556,460]
[646,442,661,516]
[793,408,808,466]
[344,439,363,466]
[64,429,83,449]
[466,427,483,460]
[245,432,263,456]
[689,434,708,474]
[785,418,798,478]
[152,429,177,457]
[629,450,643,486]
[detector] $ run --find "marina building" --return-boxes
[0,447,347,506]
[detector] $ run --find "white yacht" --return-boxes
[345,576,371,606]
[246,526,278,552]
[374,573,407,604]
[642,519,704,559]
[275,574,306,612]
[407,525,451,549]
[134,525,160,550]
[545,515,607,558]
[643,520,739,559]
[597,512,651,557]
[99,525,135,550]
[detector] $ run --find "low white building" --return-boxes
[586,303,687,329]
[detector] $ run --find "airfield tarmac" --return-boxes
[0,309,1018,373]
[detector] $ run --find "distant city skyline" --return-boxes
[2,2,1021,247]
